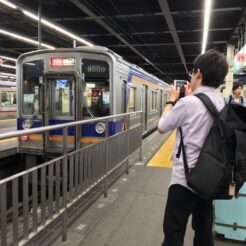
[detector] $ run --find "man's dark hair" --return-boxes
[193,50,228,88]
[232,83,243,91]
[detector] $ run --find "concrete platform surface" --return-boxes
[51,131,246,246]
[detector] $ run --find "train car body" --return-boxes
[0,80,16,119]
[16,47,169,159]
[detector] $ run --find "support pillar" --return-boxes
[223,44,235,98]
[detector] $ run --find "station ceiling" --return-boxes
[0,0,245,83]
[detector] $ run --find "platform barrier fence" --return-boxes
[0,111,143,246]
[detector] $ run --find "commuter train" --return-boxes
[0,80,16,119]
[16,46,170,162]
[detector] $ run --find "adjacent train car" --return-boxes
[0,80,16,119]
[16,46,170,162]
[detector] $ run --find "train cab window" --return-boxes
[82,59,110,117]
[128,87,136,112]
[22,60,44,115]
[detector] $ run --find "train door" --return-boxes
[141,85,148,131]
[43,75,76,152]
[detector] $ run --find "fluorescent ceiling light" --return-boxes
[0,72,16,77]
[0,0,17,9]
[0,64,16,69]
[201,0,212,54]
[0,29,55,49]
[0,55,17,62]
[22,10,94,47]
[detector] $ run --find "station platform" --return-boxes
[29,130,243,246]
[0,119,17,159]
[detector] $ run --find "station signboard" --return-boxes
[234,44,246,74]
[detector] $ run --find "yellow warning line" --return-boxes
[147,130,176,168]
[0,137,17,144]
[0,119,16,122]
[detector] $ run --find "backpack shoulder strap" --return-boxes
[229,95,233,103]
[241,96,244,104]
[195,93,219,119]
[177,128,189,177]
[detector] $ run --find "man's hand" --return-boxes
[169,85,180,101]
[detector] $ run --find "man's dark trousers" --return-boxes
[162,184,214,246]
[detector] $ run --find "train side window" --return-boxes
[22,60,44,115]
[0,91,16,107]
[151,91,157,111]
[129,87,136,112]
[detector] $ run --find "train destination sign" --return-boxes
[50,57,75,67]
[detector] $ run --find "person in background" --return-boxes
[158,50,228,246]
[224,83,246,106]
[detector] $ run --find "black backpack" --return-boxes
[177,93,246,200]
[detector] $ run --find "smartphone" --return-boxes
[174,80,188,90]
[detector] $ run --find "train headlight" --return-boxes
[22,119,33,129]
[95,122,106,134]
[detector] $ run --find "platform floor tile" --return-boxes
[147,130,176,168]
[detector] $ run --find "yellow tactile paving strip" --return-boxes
[0,137,17,144]
[147,130,176,168]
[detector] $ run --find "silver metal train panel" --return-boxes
[15,46,170,162]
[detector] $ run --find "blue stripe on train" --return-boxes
[0,86,16,88]
[17,118,42,130]
[81,121,123,137]
[17,118,123,137]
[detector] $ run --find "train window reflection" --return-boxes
[82,59,110,117]
[22,60,44,115]
[0,91,16,107]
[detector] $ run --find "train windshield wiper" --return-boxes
[86,107,95,118]
[32,110,38,119]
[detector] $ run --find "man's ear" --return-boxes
[196,68,203,82]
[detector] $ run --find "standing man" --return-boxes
[158,50,228,246]
[224,83,246,106]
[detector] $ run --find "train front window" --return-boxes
[82,59,110,117]
[22,60,44,115]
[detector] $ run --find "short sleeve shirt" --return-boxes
[158,86,225,190]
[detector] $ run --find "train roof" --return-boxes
[17,46,169,87]
[16,46,121,62]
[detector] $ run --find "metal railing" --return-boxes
[0,111,143,246]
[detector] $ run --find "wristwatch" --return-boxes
[166,101,176,106]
